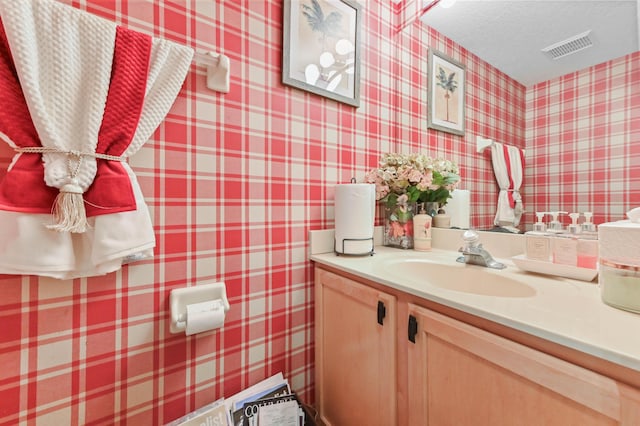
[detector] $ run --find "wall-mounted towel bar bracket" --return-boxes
[193,51,230,93]
[477,136,494,153]
[193,51,220,66]
[477,136,525,156]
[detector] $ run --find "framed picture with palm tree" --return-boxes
[282,0,361,107]
[427,49,466,136]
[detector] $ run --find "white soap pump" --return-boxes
[581,211,597,233]
[567,212,581,235]
[547,211,567,233]
[533,212,547,232]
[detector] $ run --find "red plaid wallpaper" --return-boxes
[526,51,640,226]
[0,0,401,424]
[1,0,627,424]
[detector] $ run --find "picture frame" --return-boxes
[427,49,466,136]
[282,0,361,108]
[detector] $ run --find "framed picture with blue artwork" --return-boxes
[427,49,466,136]
[282,0,361,107]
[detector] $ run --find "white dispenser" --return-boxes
[547,211,567,233]
[577,234,598,269]
[581,211,597,233]
[552,234,578,266]
[567,212,581,235]
[550,212,577,266]
[533,212,547,232]
[413,203,432,252]
[576,212,598,269]
[525,212,551,261]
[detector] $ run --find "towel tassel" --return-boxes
[14,148,126,233]
[47,180,89,233]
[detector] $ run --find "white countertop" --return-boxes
[311,244,640,372]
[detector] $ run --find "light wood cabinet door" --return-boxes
[315,268,397,426]
[406,305,640,426]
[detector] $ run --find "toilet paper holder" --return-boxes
[169,282,230,334]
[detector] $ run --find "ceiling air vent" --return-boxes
[541,30,593,60]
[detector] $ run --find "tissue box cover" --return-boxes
[598,220,640,267]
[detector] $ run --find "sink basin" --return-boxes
[375,258,536,298]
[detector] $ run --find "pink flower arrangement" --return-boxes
[364,153,461,208]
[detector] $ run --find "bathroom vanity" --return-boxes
[310,230,640,426]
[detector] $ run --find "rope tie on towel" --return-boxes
[14,147,126,233]
[14,146,126,162]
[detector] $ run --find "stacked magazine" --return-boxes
[166,373,308,426]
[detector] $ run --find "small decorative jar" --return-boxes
[433,207,451,228]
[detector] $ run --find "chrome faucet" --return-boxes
[456,230,506,269]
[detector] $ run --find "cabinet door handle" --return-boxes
[408,315,418,343]
[377,301,386,325]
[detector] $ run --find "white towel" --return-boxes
[0,0,193,278]
[491,142,525,228]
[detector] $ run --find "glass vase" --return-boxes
[383,202,417,249]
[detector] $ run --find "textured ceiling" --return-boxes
[419,0,639,86]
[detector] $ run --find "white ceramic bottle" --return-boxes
[413,204,432,252]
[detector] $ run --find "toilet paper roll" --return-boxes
[334,183,375,254]
[185,300,225,336]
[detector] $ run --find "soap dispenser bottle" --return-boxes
[566,212,581,235]
[547,211,567,234]
[551,212,578,266]
[413,203,432,252]
[525,212,551,261]
[577,211,598,269]
[581,211,597,234]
